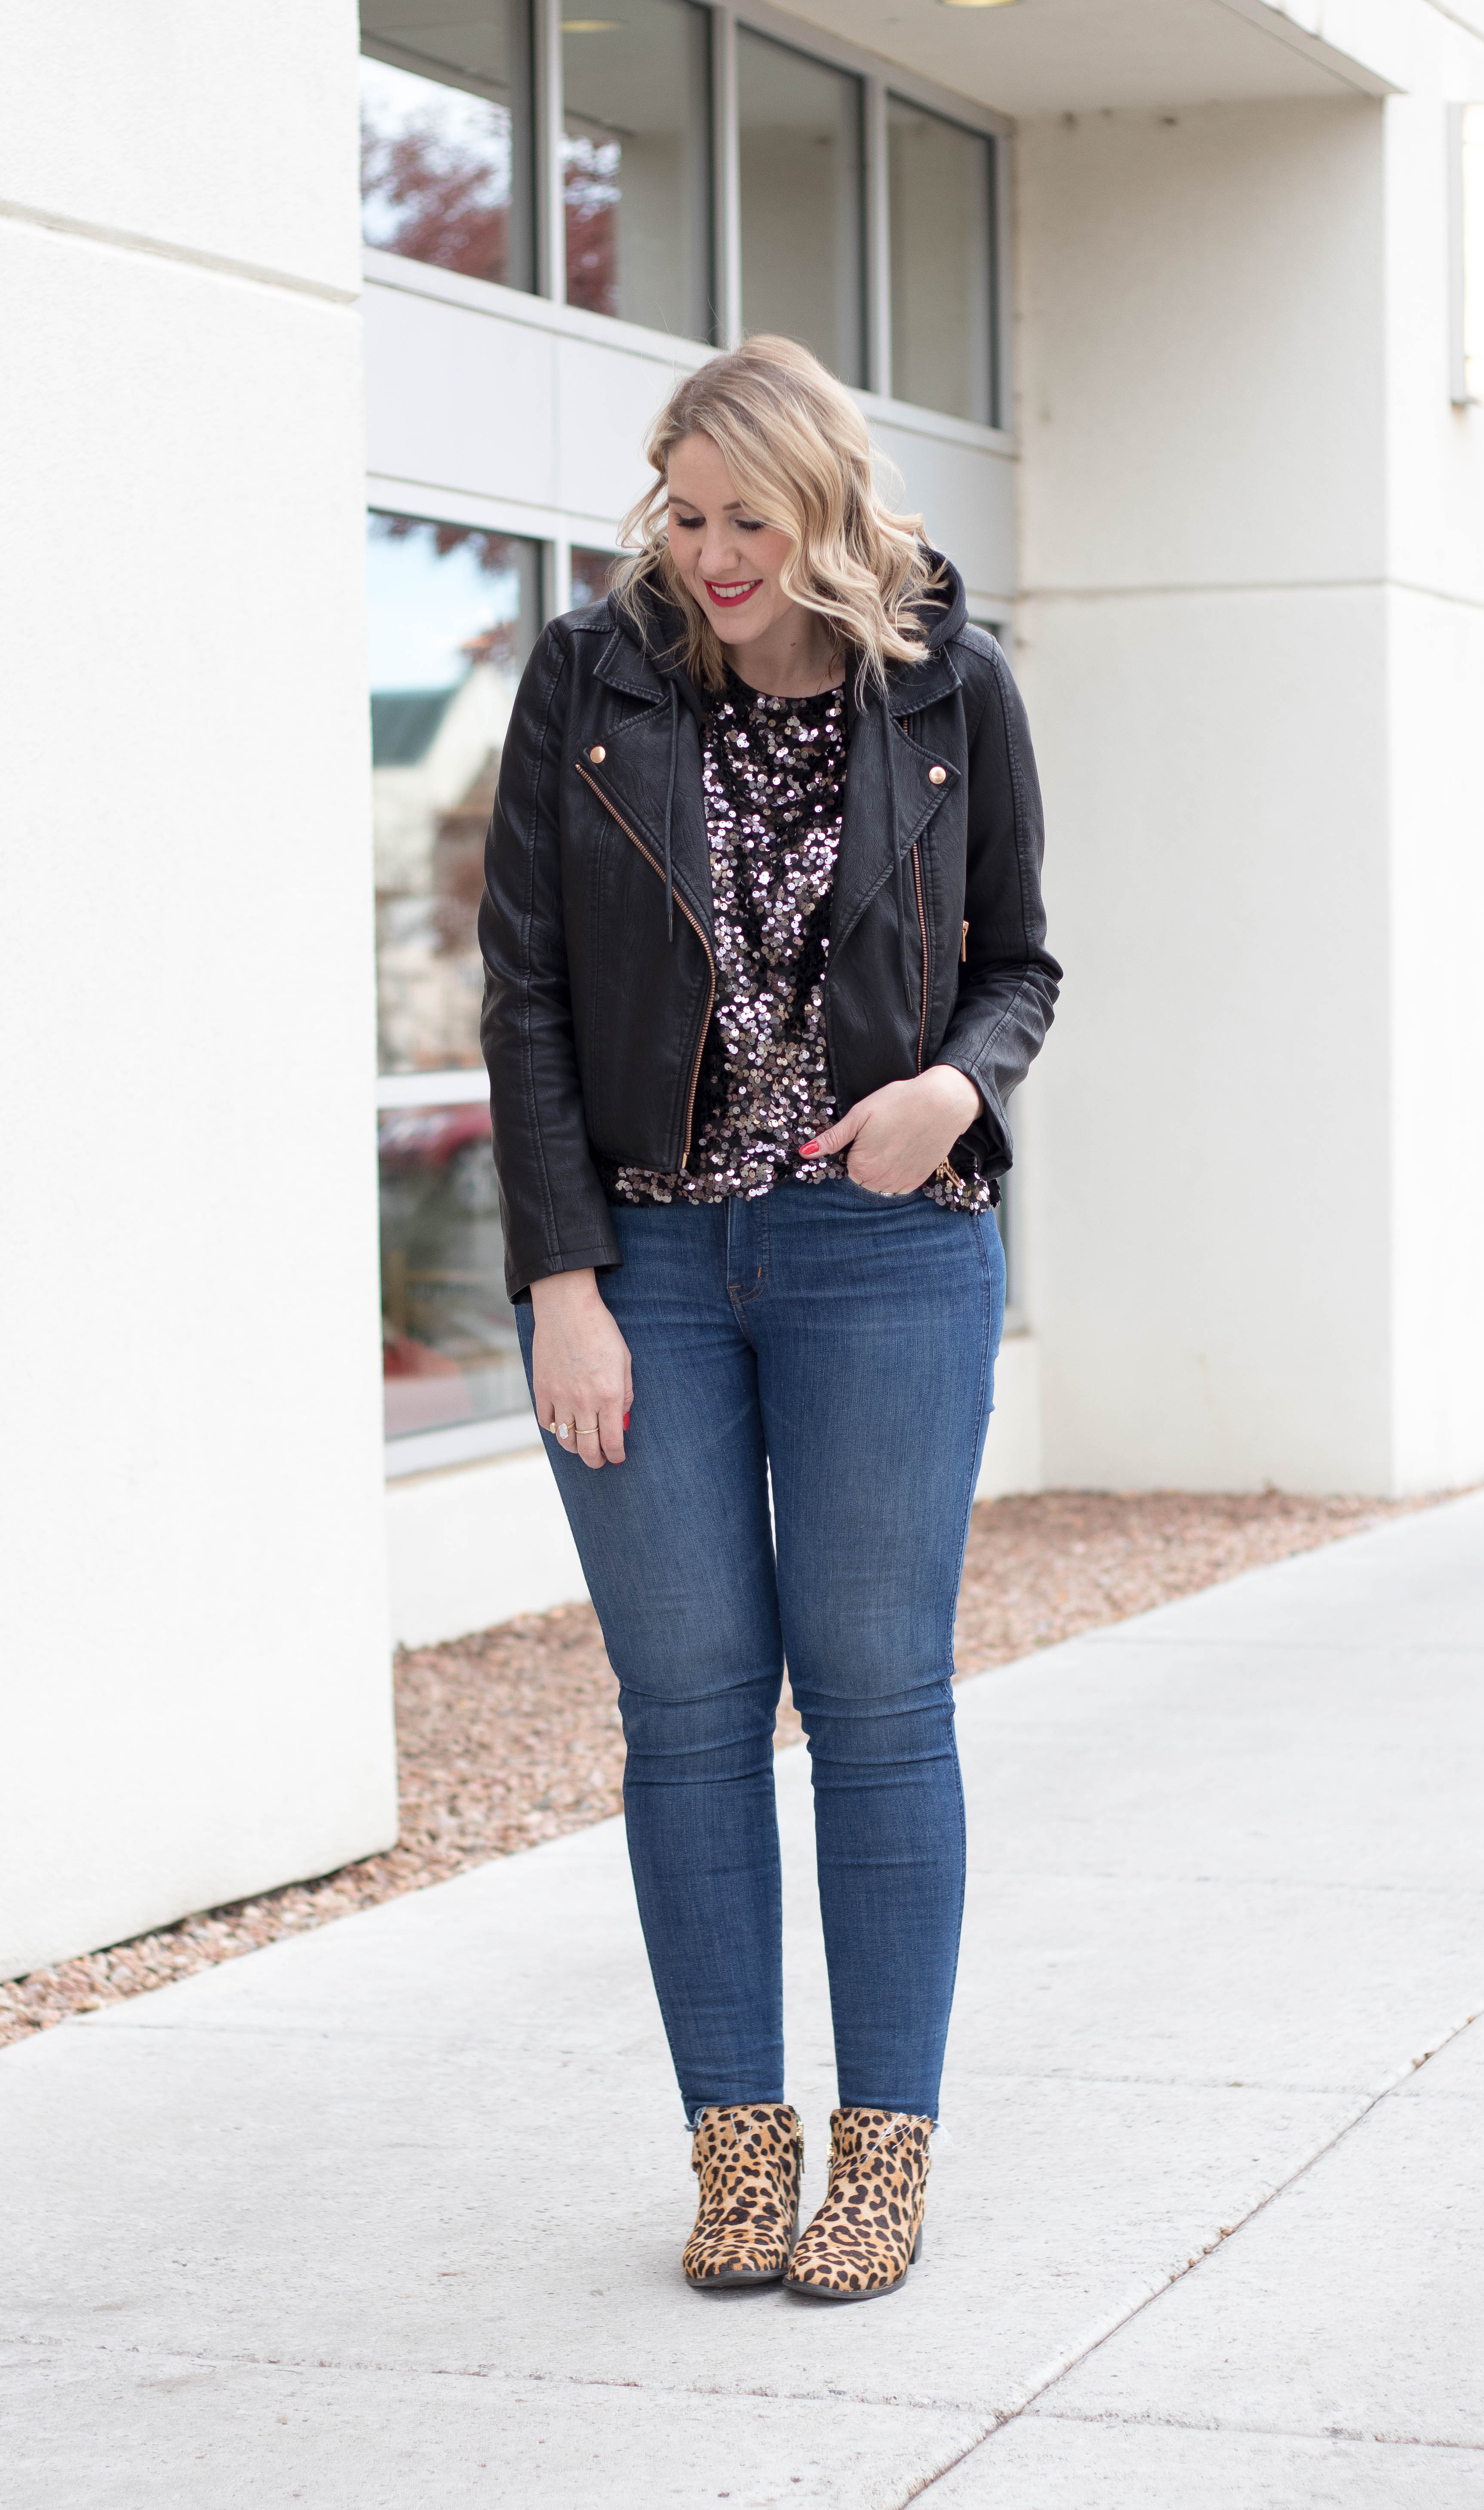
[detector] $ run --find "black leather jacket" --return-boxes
[479,559,1060,1299]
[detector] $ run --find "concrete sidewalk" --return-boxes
[3,1496,1482,2508]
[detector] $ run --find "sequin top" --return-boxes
[608,671,993,1214]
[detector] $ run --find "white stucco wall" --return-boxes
[0,0,398,1979]
[361,250,1017,605]
[1016,79,1484,1494]
[1382,70,1484,1492]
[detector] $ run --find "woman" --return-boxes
[479,336,1059,2302]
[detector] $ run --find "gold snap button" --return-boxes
[588,744,606,763]
[928,764,947,784]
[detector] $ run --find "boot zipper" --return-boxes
[575,759,716,1163]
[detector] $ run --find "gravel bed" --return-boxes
[0,1488,1437,2049]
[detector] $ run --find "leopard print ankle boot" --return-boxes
[683,2102,805,2288]
[784,2107,931,2301]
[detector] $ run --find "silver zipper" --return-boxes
[575,760,716,1163]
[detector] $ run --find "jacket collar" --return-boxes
[600,549,967,716]
[588,553,967,949]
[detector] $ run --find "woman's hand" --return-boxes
[800,1066,981,1195]
[529,1269,633,1468]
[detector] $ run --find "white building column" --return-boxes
[1015,74,1484,1496]
[0,0,397,1977]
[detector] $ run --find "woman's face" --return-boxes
[664,432,798,652]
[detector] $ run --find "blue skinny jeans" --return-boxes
[517,1178,1004,2123]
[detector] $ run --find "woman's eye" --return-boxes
[670,512,704,529]
[736,519,765,534]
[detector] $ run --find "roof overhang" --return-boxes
[761,0,1431,114]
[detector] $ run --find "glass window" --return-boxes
[368,511,540,1439]
[561,0,712,337]
[568,545,620,608]
[737,29,865,387]
[888,98,997,426]
[360,2,535,291]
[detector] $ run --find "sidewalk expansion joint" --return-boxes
[1027,2408,1484,2453]
[0,2333,981,2419]
[905,2002,1482,2505]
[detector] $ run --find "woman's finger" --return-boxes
[799,1102,866,1159]
[599,1394,627,1466]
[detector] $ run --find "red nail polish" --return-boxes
[623,1411,631,1429]
[799,1140,820,1156]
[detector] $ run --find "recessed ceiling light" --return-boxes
[562,18,621,30]
[938,0,1020,9]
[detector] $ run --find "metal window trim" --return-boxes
[360,31,511,112]
[715,0,1011,141]
[361,3,1013,426]
[865,77,891,400]
[385,1413,545,1479]
[713,7,743,347]
[533,0,565,302]
[377,1070,491,1109]
[993,111,1013,434]
[367,470,623,550]
[879,84,1004,428]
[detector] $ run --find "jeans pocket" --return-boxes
[840,1174,918,1203]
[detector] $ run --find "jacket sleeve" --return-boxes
[478,624,621,1301]
[934,639,1062,1175]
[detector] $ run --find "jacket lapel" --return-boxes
[590,630,713,937]
[830,653,962,956]
[587,626,963,956]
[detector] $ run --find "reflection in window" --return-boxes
[369,513,537,1075]
[380,1099,527,1436]
[562,0,712,337]
[568,545,621,609]
[888,99,996,426]
[737,30,864,388]
[359,3,534,290]
[369,512,538,1438]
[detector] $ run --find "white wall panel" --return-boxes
[1383,83,1484,611]
[0,0,363,295]
[387,1452,588,1647]
[1017,78,1484,1496]
[364,283,562,521]
[552,332,707,528]
[1021,582,1391,1491]
[975,1332,1045,1499]
[1019,98,1386,595]
[0,42,394,1979]
[865,405,1017,601]
[362,259,1018,593]
[1387,584,1484,1493]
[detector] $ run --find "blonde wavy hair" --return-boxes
[615,335,942,694]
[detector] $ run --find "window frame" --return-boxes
[363,0,1011,425]
[718,1,1009,421]
[360,5,539,297]
[369,504,546,1470]
[883,86,1002,430]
